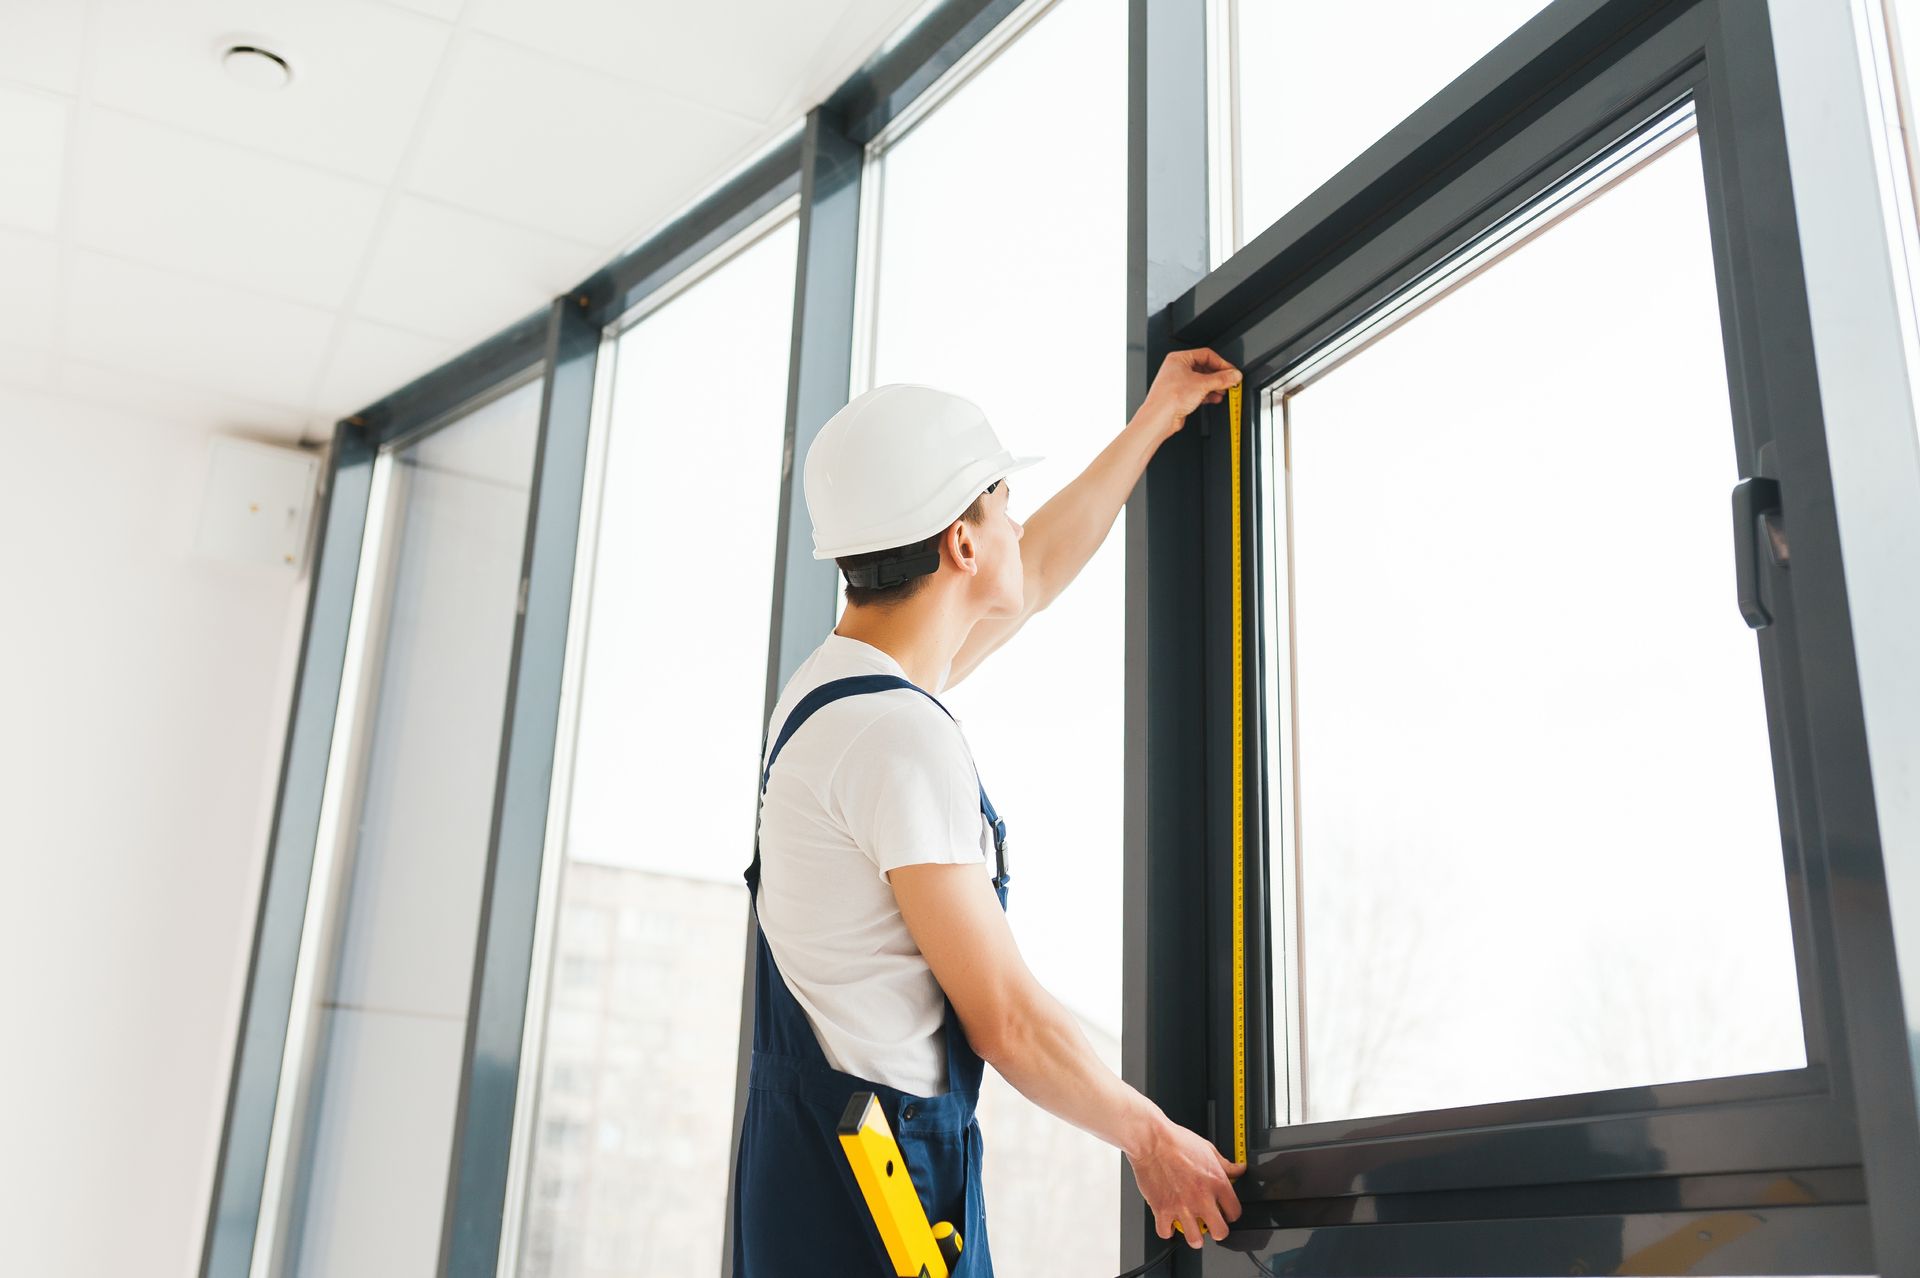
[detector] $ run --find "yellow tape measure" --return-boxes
[1228,379,1247,1166]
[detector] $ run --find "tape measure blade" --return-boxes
[1227,381,1248,1165]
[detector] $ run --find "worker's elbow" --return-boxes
[964,1012,1018,1068]
[962,992,1035,1067]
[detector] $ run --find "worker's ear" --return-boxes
[945,518,979,576]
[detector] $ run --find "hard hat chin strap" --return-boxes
[842,546,941,590]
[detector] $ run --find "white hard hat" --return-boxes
[805,384,1042,560]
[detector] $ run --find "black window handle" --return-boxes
[1732,475,1785,628]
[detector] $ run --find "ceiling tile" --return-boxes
[313,318,458,418]
[88,0,452,185]
[0,85,71,235]
[354,196,600,345]
[405,32,766,245]
[73,110,386,311]
[0,229,60,350]
[76,108,384,308]
[463,0,854,122]
[58,359,318,442]
[0,0,89,96]
[64,250,337,407]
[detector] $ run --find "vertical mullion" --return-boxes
[719,105,864,1278]
[198,422,378,1278]
[439,297,602,1278]
[765,108,864,708]
[1124,1,1213,1273]
[490,327,622,1278]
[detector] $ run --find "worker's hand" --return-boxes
[1138,347,1242,441]
[1125,1115,1245,1248]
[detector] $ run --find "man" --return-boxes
[732,350,1246,1276]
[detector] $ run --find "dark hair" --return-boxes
[837,491,991,607]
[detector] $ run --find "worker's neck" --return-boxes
[833,590,977,693]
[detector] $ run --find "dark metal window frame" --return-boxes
[1131,0,1917,1271]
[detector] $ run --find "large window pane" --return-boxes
[1264,131,1806,1126]
[866,0,1125,1270]
[1234,0,1552,243]
[280,378,543,1277]
[513,219,798,1278]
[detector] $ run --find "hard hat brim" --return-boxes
[812,453,1044,559]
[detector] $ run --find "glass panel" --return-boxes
[1234,0,1553,243]
[1889,0,1920,173]
[1265,131,1807,1127]
[867,0,1126,1268]
[278,377,544,1276]
[1880,0,1920,333]
[513,218,798,1278]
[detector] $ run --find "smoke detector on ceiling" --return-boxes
[222,44,292,91]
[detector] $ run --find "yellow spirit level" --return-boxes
[837,1092,963,1277]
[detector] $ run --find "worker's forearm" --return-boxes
[1021,409,1177,610]
[978,980,1169,1159]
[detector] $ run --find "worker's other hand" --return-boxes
[1140,347,1242,440]
[1126,1116,1245,1248]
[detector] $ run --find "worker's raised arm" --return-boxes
[888,861,1245,1247]
[944,349,1240,688]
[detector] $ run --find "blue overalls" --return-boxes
[732,674,1011,1278]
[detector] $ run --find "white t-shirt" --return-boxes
[754,632,997,1097]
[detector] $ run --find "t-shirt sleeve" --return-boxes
[833,700,986,879]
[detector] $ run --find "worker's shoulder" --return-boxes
[834,691,971,771]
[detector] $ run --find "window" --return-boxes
[1232,0,1553,243]
[861,0,1127,1267]
[513,217,798,1278]
[277,376,544,1277]
[1259,126,1805,1126]
[1144,1,1894,1263]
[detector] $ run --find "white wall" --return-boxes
[0,385,314,1278]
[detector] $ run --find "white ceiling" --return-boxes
[0,0,930,446]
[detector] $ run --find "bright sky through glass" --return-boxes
[564,220,799,882]
[1236,0,1554,242]
[1272,133,1807,1125]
